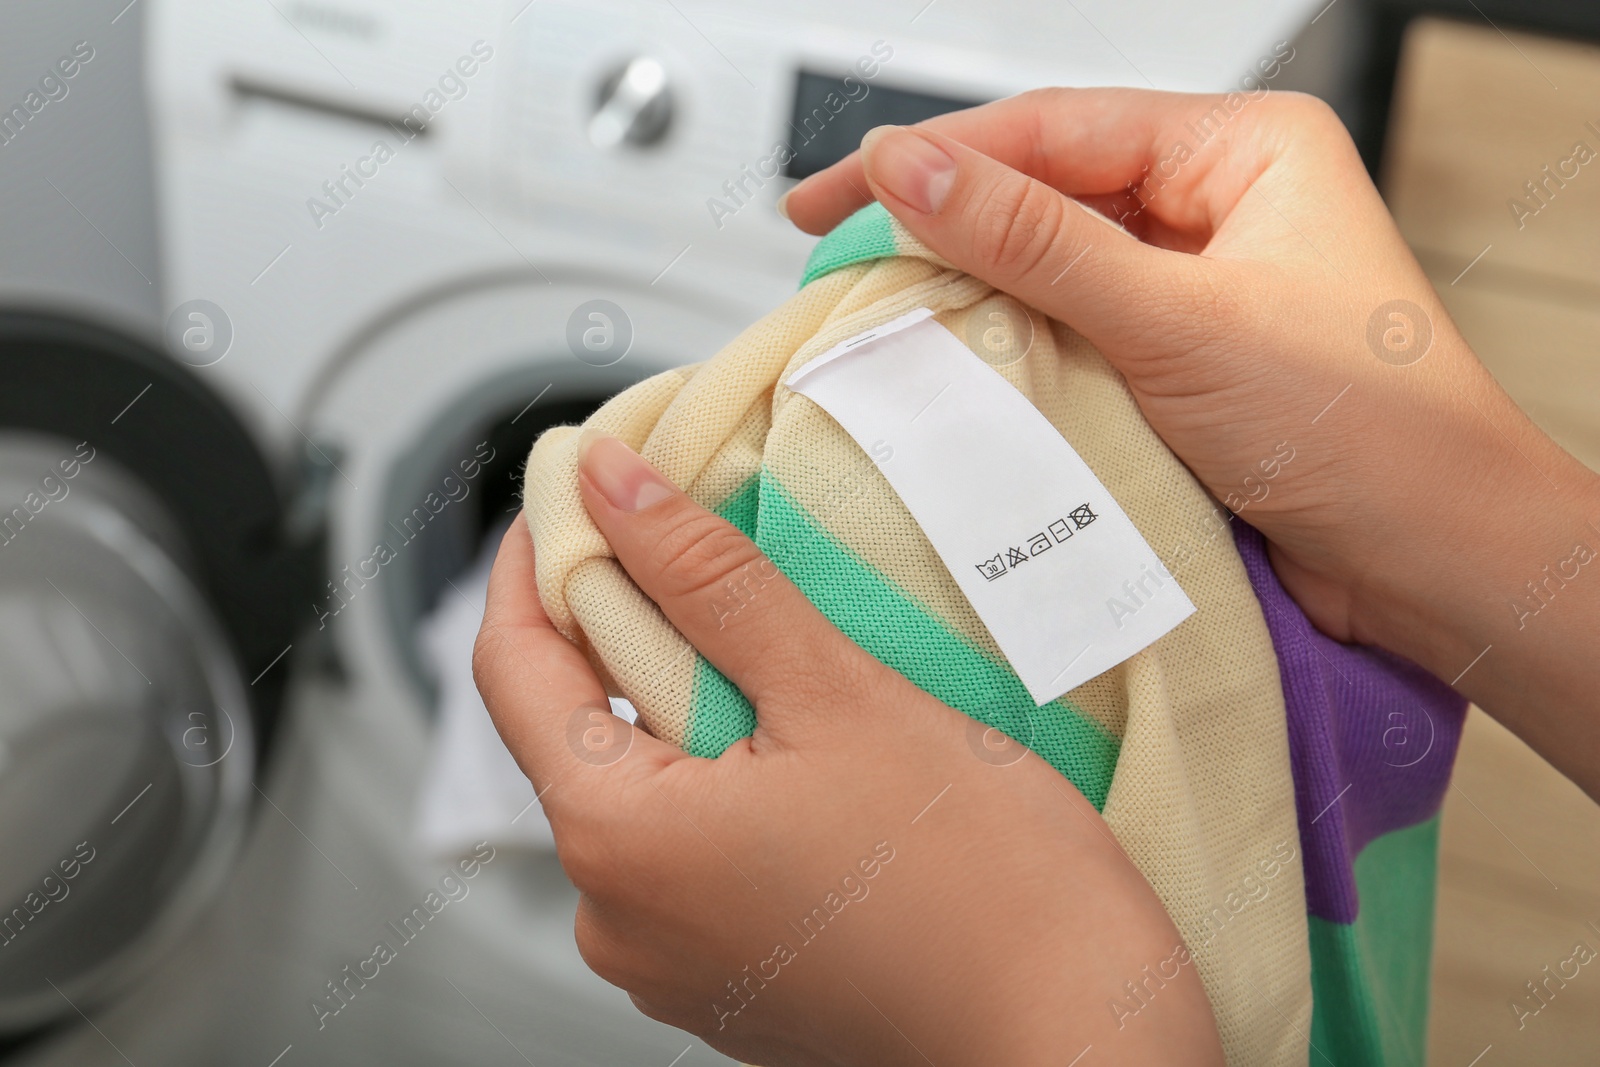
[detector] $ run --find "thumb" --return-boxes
[574,431,894,741]
[858,124,1209,350]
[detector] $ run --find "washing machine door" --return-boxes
[291,275,751,1060]
[308,275,754,706]
[0,315,313,1034]
[0,436,253,1029]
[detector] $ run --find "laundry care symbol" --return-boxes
[975,555,1008,580]
[975,504,1097,581]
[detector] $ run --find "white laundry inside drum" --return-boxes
[414,526,636,856]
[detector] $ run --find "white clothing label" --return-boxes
[787,308,1195,705]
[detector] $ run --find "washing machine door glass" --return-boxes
[0,435,253,1031]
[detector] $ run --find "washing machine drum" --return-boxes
[0,315,310,1033]
[0,435,254,1029]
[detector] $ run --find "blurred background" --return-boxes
[0,0,1595,1063]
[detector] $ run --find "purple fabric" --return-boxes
[1231,521,1467,924]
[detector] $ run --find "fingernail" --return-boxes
[861,125,955,214]
[775,189,793,220]
[577,429,676,512]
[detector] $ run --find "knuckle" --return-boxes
[648,505,765,603]
[469,627,504,697]
[1012,86,1074,128]
[971,174,1067,281]
[553,824,617,894]
[553,805,659,897]
[1022,85,1068,107]
[627,993,676,1027]
[1264,91,1349,146]
[573,904,629,987]
[1273,90,1338,126]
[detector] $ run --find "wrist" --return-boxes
[1348,427,1600,691]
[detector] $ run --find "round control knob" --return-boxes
[587,56,673,149]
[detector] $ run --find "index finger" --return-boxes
[780,86,1258,238]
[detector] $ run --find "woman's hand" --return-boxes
[474,433,1223,1066]
[782,88,1600,799]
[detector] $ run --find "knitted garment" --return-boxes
[525,203,1464,1065]
[1232,522,1465,1064]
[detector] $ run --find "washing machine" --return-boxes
[2,0,1324,1063]
[0,0,315,1057]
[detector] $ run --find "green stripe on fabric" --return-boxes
[687,657,759,758]
[799,202,900,287]
[714,470,762,539]
[685,476,763,758]
[1308,816,1441,1066]
[688,470,1121,810]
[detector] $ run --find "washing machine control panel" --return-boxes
[146,0,1314,473]
[587,56,674,149]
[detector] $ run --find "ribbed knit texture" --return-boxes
[1234,522,1465,1064]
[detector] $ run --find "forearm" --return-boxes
[1349,368,1600,799]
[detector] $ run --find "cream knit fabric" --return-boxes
[525,206,1312,1064]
